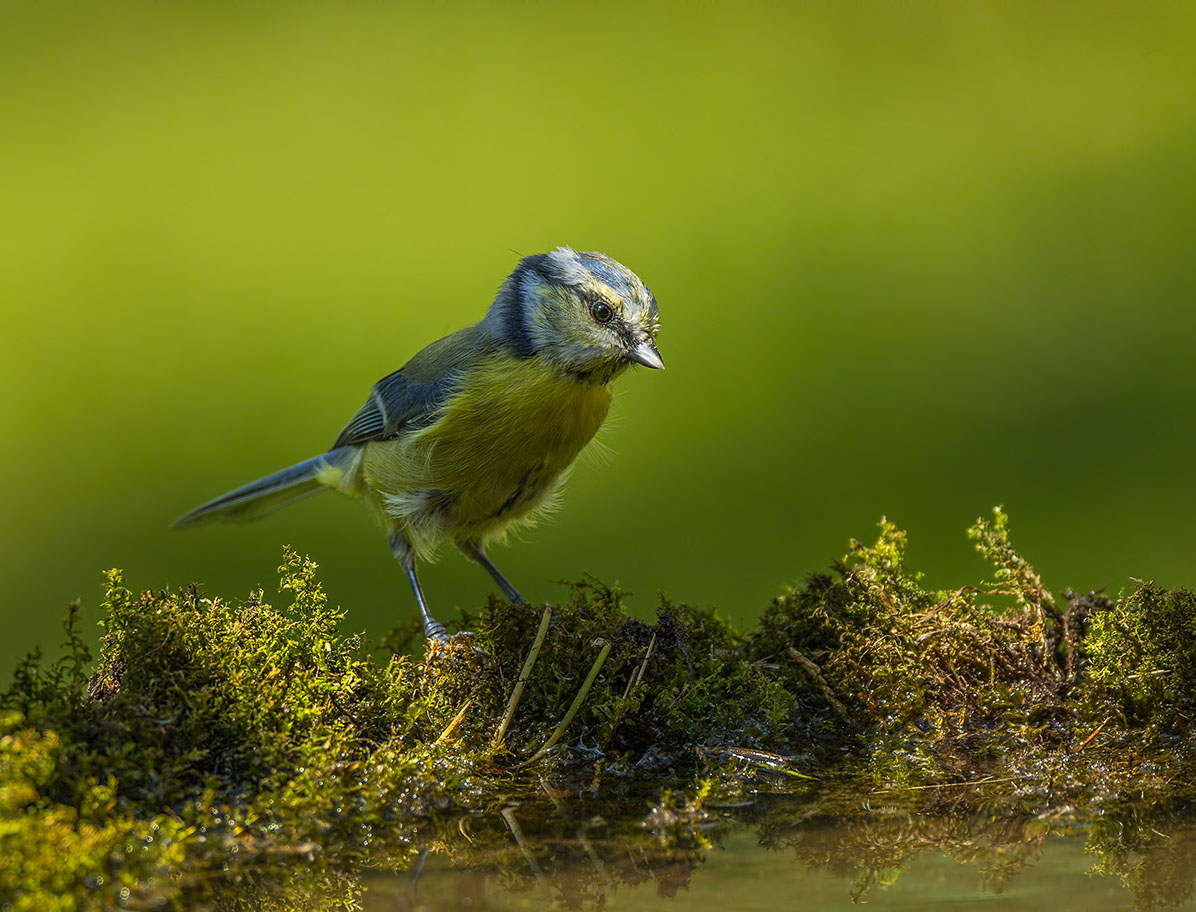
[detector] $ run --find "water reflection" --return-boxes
[346,798,1196,912]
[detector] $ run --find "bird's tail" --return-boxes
[172,446,357,529]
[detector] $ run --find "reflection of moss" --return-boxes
[1084,802,1196,912]
[6,512,1196,908]
[760,799,1056,901]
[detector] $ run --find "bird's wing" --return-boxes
[331,325,491,448]
[331,370,458,448]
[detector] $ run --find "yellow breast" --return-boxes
[360,354,612,554]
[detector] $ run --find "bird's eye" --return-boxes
[589,300,614,324]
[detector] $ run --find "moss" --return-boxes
[1085,582,1196,728]
[1085,801,1196,911]
[748,509,1114,788]
[6,513,1196,907]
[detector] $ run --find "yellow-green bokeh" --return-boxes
[3,2,1195,674]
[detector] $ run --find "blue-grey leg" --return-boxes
[457,540,526,603]
[389,531,448,642]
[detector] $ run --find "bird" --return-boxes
[173,247,663,642]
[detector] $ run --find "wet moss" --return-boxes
[1085,582,1196,730]
[5,512,1196,908]
[749,509,1116,789]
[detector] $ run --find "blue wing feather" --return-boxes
[332,368,461,448]
[332,324,495,448]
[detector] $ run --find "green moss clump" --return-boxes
[1,551,437,909]
[750,509,1106,786]
[1,712,237,910]
[1085,582,1196,727]
[474,580,795,769]
[1079,582,1196,784]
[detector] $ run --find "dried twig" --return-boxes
[1076,716,1111,752]
[713,745,820,780]
[493,606,552,746]
[632,632,657,688]
[788,646,848,719]
[521,638,611,766]
[433,699,472,746]
[602,632,657,750]
[872,776,1022,794]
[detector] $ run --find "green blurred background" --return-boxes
[3,2,1194,675]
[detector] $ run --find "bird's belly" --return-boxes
[361,360,612,552]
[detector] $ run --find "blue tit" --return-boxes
[174,247,663,642]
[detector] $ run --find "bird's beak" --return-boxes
[628,339,665,370]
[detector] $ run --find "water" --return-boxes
[347,805,1196,912]
[375,836,1116,911]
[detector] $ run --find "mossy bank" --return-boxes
[5,509,1196,909]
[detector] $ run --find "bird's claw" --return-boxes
[423,620,451,644]
[425,627,488,657]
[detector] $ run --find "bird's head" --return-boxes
[487,247,663,383]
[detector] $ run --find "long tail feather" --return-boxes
[172,447,355,528]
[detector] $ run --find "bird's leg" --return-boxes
[457,539,526,603]
[389,531,449,643]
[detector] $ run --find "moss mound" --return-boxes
[5,509,1196,908]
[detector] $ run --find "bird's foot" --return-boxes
[424,624,488,657]
[423,617,451,644]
